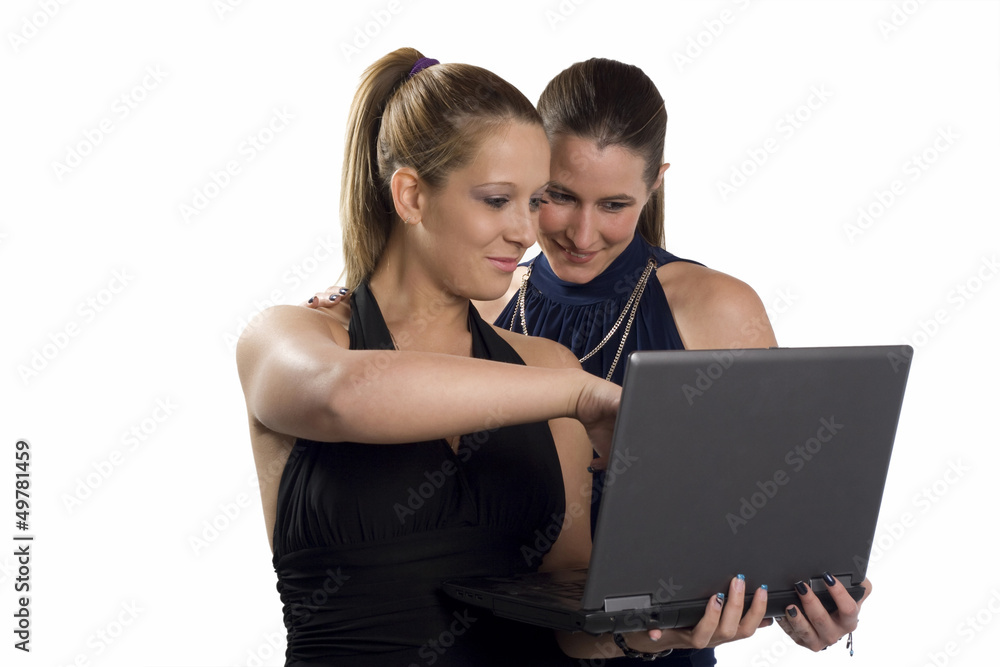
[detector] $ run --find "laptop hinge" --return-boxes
[604,595,651,613]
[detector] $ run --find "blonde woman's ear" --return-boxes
[390,167,422,224]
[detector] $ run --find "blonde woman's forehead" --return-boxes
[449,123,550,190]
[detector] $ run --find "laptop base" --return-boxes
[445,571,865,634]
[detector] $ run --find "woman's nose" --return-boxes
[565,207,597,250]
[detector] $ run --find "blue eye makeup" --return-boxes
[483,197,509,209]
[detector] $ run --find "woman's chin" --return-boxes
[548,258,605,285]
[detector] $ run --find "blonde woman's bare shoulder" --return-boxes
[492,326,581,371]
[236,304,350,367]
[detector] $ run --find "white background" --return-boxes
[3,1,998,665]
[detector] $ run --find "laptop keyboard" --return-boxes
[536,578,584,598]
[513,570,587,602]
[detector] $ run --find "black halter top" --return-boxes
[270,282,570,666]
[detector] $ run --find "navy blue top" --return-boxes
[496,234,697,384]
[272,282,569,666]
[495,233,717,667]
[496,233,694,386]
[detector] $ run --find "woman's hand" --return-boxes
[303,285,352,327]
[557,576,770,659]
[628,576,770,653]
[571,374,621,464]
[775,574,870,652]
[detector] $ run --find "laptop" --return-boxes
[444,345,912,634]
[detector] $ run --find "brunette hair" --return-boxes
[341,47,541,288]
[537,58,667,248]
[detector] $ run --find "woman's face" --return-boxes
[538,134,655,284]
[417,122,550,301]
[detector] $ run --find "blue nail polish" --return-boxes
[787,606,798,618]
[308,296,314,304]
[586,466,595,474]
[822,571,836,587]
[794,580,809,596]
[716,593,725,601]
[339,288,348,294]
[737,574,745,581]
[761,584,768,591]
[329,294,338,301]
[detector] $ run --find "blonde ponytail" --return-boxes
[341,48,541,288]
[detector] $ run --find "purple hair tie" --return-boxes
[408,57,439,79]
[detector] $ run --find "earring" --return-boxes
[404,215,413,224]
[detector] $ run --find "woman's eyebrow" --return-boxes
[547,181,635,203]
[471,182,516,190]
[472,181,555,194]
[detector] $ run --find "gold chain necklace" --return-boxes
[509,257,657,381]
